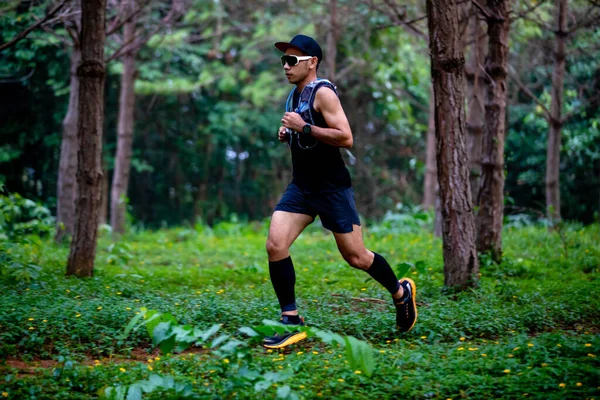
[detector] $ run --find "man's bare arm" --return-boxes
[311,88,353,148]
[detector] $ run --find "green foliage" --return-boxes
[0,193,54,240]
[103,374,196,400]
[0,222,599,398]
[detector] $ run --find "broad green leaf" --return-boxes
[210,334,230,348]
[238,326,258,337]
[120,312,145,340]
[199,324,221,342]
[277,385,291,398]
[254,380,271,392]
[158,334,177,355]
[125,385,142,400]
[395,262,413,278]
[415,260,428,274]
[152,322,172,346]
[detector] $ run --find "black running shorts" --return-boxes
[274,183,361,234]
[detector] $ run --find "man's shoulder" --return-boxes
[313,83,339,109]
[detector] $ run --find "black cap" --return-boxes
[274,34,323,65]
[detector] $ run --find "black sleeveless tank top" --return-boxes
[289,83,352,193]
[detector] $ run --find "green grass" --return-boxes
[0,220,599,399]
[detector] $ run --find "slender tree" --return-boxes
[475,0,510,261]
[465,8,486,203]
[66,0,107,277]
[110,0,138,235]
[508,0,600,222]
[110,0,184,235]
[546,0,567,222]
[422,85,437,210]
[55,9,81,243]
[426,0,479,289]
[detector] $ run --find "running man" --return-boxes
[263,34,417,349]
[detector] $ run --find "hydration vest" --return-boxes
[285,78,338,127]
[284,78,352,192]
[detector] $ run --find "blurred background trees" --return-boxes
[1,0,599,233]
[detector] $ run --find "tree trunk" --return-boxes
[98,159,109,226]
[476,0,510,262]
[55,46,81,243]
[66,0,106,277]
[194,140,213,222]
[422,85,436,209]
[110,0,137,235]
[465,10,486,202]
[326,0,337,80]
[427,0,479,290]
[546,0,567,222]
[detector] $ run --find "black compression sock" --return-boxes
[268,256,297,312]
[282,315,301,324]
[366,252,401,295]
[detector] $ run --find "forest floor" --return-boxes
[1,218,599,399]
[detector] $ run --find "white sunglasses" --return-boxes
[280,55,313,67]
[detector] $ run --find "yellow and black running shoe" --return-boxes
[395,278,417,332]
[262,315,307,349]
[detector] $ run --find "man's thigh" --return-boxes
[308,187,361,234]
[267,211,314,259]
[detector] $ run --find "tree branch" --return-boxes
[0,0,67,53]
[567,12,600,34]
[106,0,153,36]
[105,0,185,63]
[471,0,491,19]
[374,15,428,39]
[509,0,549,22]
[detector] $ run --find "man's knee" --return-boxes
[266,237,288,259]
[342,251,370,270]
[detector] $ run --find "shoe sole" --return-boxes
[262,332,307,349]
[398,277,418,332]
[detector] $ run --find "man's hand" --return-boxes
[277,126,289,143]
[281,112,305,133]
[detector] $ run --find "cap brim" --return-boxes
[274,42,304,54]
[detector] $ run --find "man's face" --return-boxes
[283,48,314,84]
